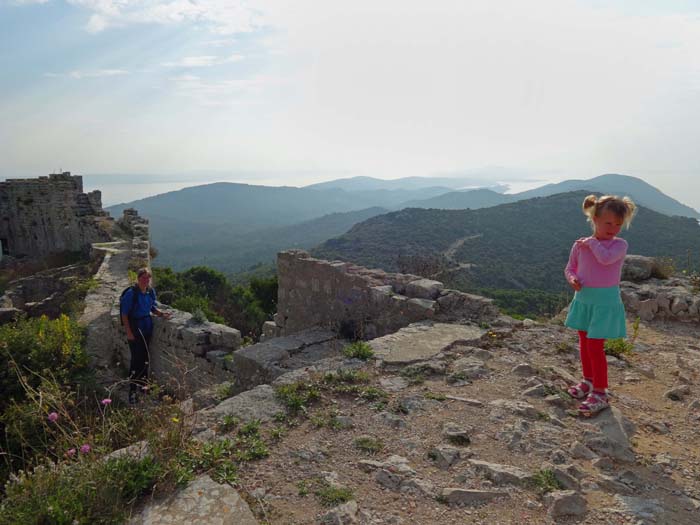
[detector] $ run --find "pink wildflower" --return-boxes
[47,412,59,423]
[65,448,76,457]
[80,444,91,454]
[101,398,112,406]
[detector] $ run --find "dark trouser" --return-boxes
[128,327,152,394]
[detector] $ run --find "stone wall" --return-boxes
[273,250,499,339]
[0,172,111,257]
[618,255,700,323]
[102,208,243,396]
[109,308,243,395]
[622,278,700,323]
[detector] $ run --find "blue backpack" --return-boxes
[119,285,155,325]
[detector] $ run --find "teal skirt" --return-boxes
[565,285,626,339]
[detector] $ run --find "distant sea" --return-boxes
[84,180,203,206]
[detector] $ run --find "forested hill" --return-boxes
[396,174,699,218]
[313,191,700,293]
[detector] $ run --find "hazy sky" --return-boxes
[2,1,700,209]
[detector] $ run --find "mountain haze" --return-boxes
[152,207,388,273]
[398,174,699,218]
[107,174,699,280]
[399,188,514,210]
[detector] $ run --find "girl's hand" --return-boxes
[569,278,582,291]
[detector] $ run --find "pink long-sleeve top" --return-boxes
[564,237,628,288]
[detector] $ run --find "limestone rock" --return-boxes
[544,490,587,519]
[320,501,359,524]
[405,278,444,300]
[469,460,534,486]
[200,385,284,426]
[614,495,664,521]
[442,422,471,446]
[665,384,690,401]
[440,488,508,506]
[584,407,635,463]
[621,255,656,282]
[511,363,538,377]
[448,357,489,382]
[429,445,462,470]
[371,322,484,365]
[379,376,410,392]
[130,474,258,524]
[489,399,540,419]
[570,441,597,460]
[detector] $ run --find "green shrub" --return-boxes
[604,338,633,359]
[315,483,354,507]
[172,295,224,324]
[275,382,321,415]
[353,436,383,454]
[342,342,374,360]
[530,469,564,493]
[0,456,162,525]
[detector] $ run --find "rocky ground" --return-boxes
[189,315,700,525]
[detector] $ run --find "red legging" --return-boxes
[578,330,608,391]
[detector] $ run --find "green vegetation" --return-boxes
[531,469,564,494]
[342,341,374,360]
[353,436,384,454]
[315,483,354,507]
[274,382,321,415]
[152,266,277,339]
[604,338,634,358]
[0,313,271,523]
[424,391,447,401]
[0,456,162,525]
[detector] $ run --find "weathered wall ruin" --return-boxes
[0,172,111,258]
[97,209,243,394]
[271,250,499,339]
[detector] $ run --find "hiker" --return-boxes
[564,194,636,416]
[121,267,171,404]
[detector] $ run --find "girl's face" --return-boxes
[592,209,624,240]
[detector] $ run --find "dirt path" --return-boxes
[79,239,132,390]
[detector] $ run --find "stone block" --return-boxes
[405,278,444,300]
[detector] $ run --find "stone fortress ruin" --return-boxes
[4,173,700,523]
[0,172,111,259]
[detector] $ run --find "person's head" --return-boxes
[582,194,636,240]
[136,268,151,290]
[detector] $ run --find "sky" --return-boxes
[2,1,700,209]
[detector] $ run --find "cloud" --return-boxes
[161,54,244,68]
[44,69,129,79]
[10,0,51,4]
[169,73,288,107]
[66,0,264,34]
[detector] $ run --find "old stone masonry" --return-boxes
[0,172,110,258]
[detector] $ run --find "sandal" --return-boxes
[567,379,592,400]
[578,391,609,416]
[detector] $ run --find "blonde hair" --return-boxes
[582,194,637,230]
[136,267,151,278]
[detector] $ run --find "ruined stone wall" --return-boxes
[102,209,242,396]
[622,278,700,323]
[618,255,700,323]
[0,172,110,257]
[273,250,498,339]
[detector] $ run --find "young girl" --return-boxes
[564,194,637,415]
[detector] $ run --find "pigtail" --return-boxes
[622,196,637,228]
[582,194,598,221]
